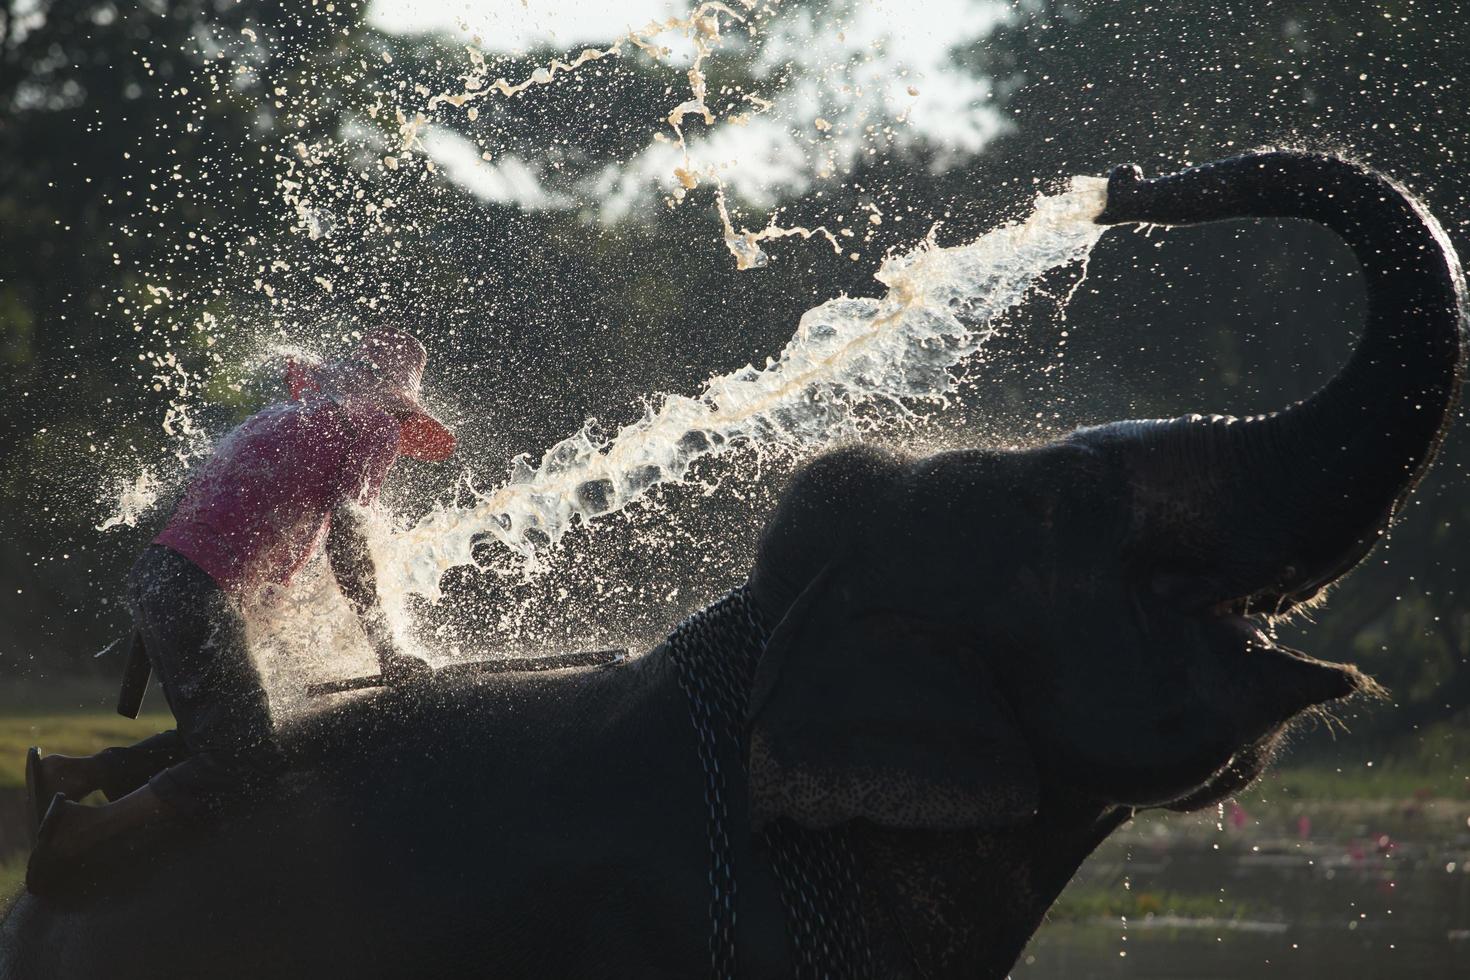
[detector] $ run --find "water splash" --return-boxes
[378,175,1110,600]
[96,468,162,532]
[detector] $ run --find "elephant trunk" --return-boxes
[1084,150,1466,612]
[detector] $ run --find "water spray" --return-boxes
[378,176,1110,600]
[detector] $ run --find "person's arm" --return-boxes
[326,503,429,684]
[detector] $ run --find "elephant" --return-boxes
[1,149,1464,979]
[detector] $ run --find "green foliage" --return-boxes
[1049,885,1262,924]
[1260,763,1469,803]
[1258,718,1470,801]
[0,0,370,663]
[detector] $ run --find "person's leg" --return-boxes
[25,782,172,896]
[47,547,281,811]
[94,730,190,800]
[146,582,282,815]
[28,548,280,893]
[30,783,169,862]
[27,550,193,817]
[35,730,187,801]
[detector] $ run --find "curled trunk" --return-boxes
[1083,150,1467,610]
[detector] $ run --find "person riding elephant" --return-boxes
[22,327,456,896]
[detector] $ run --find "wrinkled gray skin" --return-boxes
[3,151,1464,979]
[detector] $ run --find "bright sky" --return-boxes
[368,0,1009,214]
[369,0,693,50]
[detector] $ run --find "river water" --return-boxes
[1016,802,1470,979]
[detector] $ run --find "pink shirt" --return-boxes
[157,397,400,594]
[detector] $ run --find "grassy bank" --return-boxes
[1247,718,1470,803]
[1254,763,1469,802]
[1049,885,1262,923]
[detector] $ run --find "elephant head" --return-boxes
[745,149,1466,830]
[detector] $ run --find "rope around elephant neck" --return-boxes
[664,588,876,979]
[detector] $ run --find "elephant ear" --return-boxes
[746,562,1039,832]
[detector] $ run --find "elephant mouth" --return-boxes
[1110,593,1377,815]
[1147,563,1377,718]
[1206,603,1312,658]
[1205,598,1341,668]
[1211,606,1275,647]
[1198,595,1375,720]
